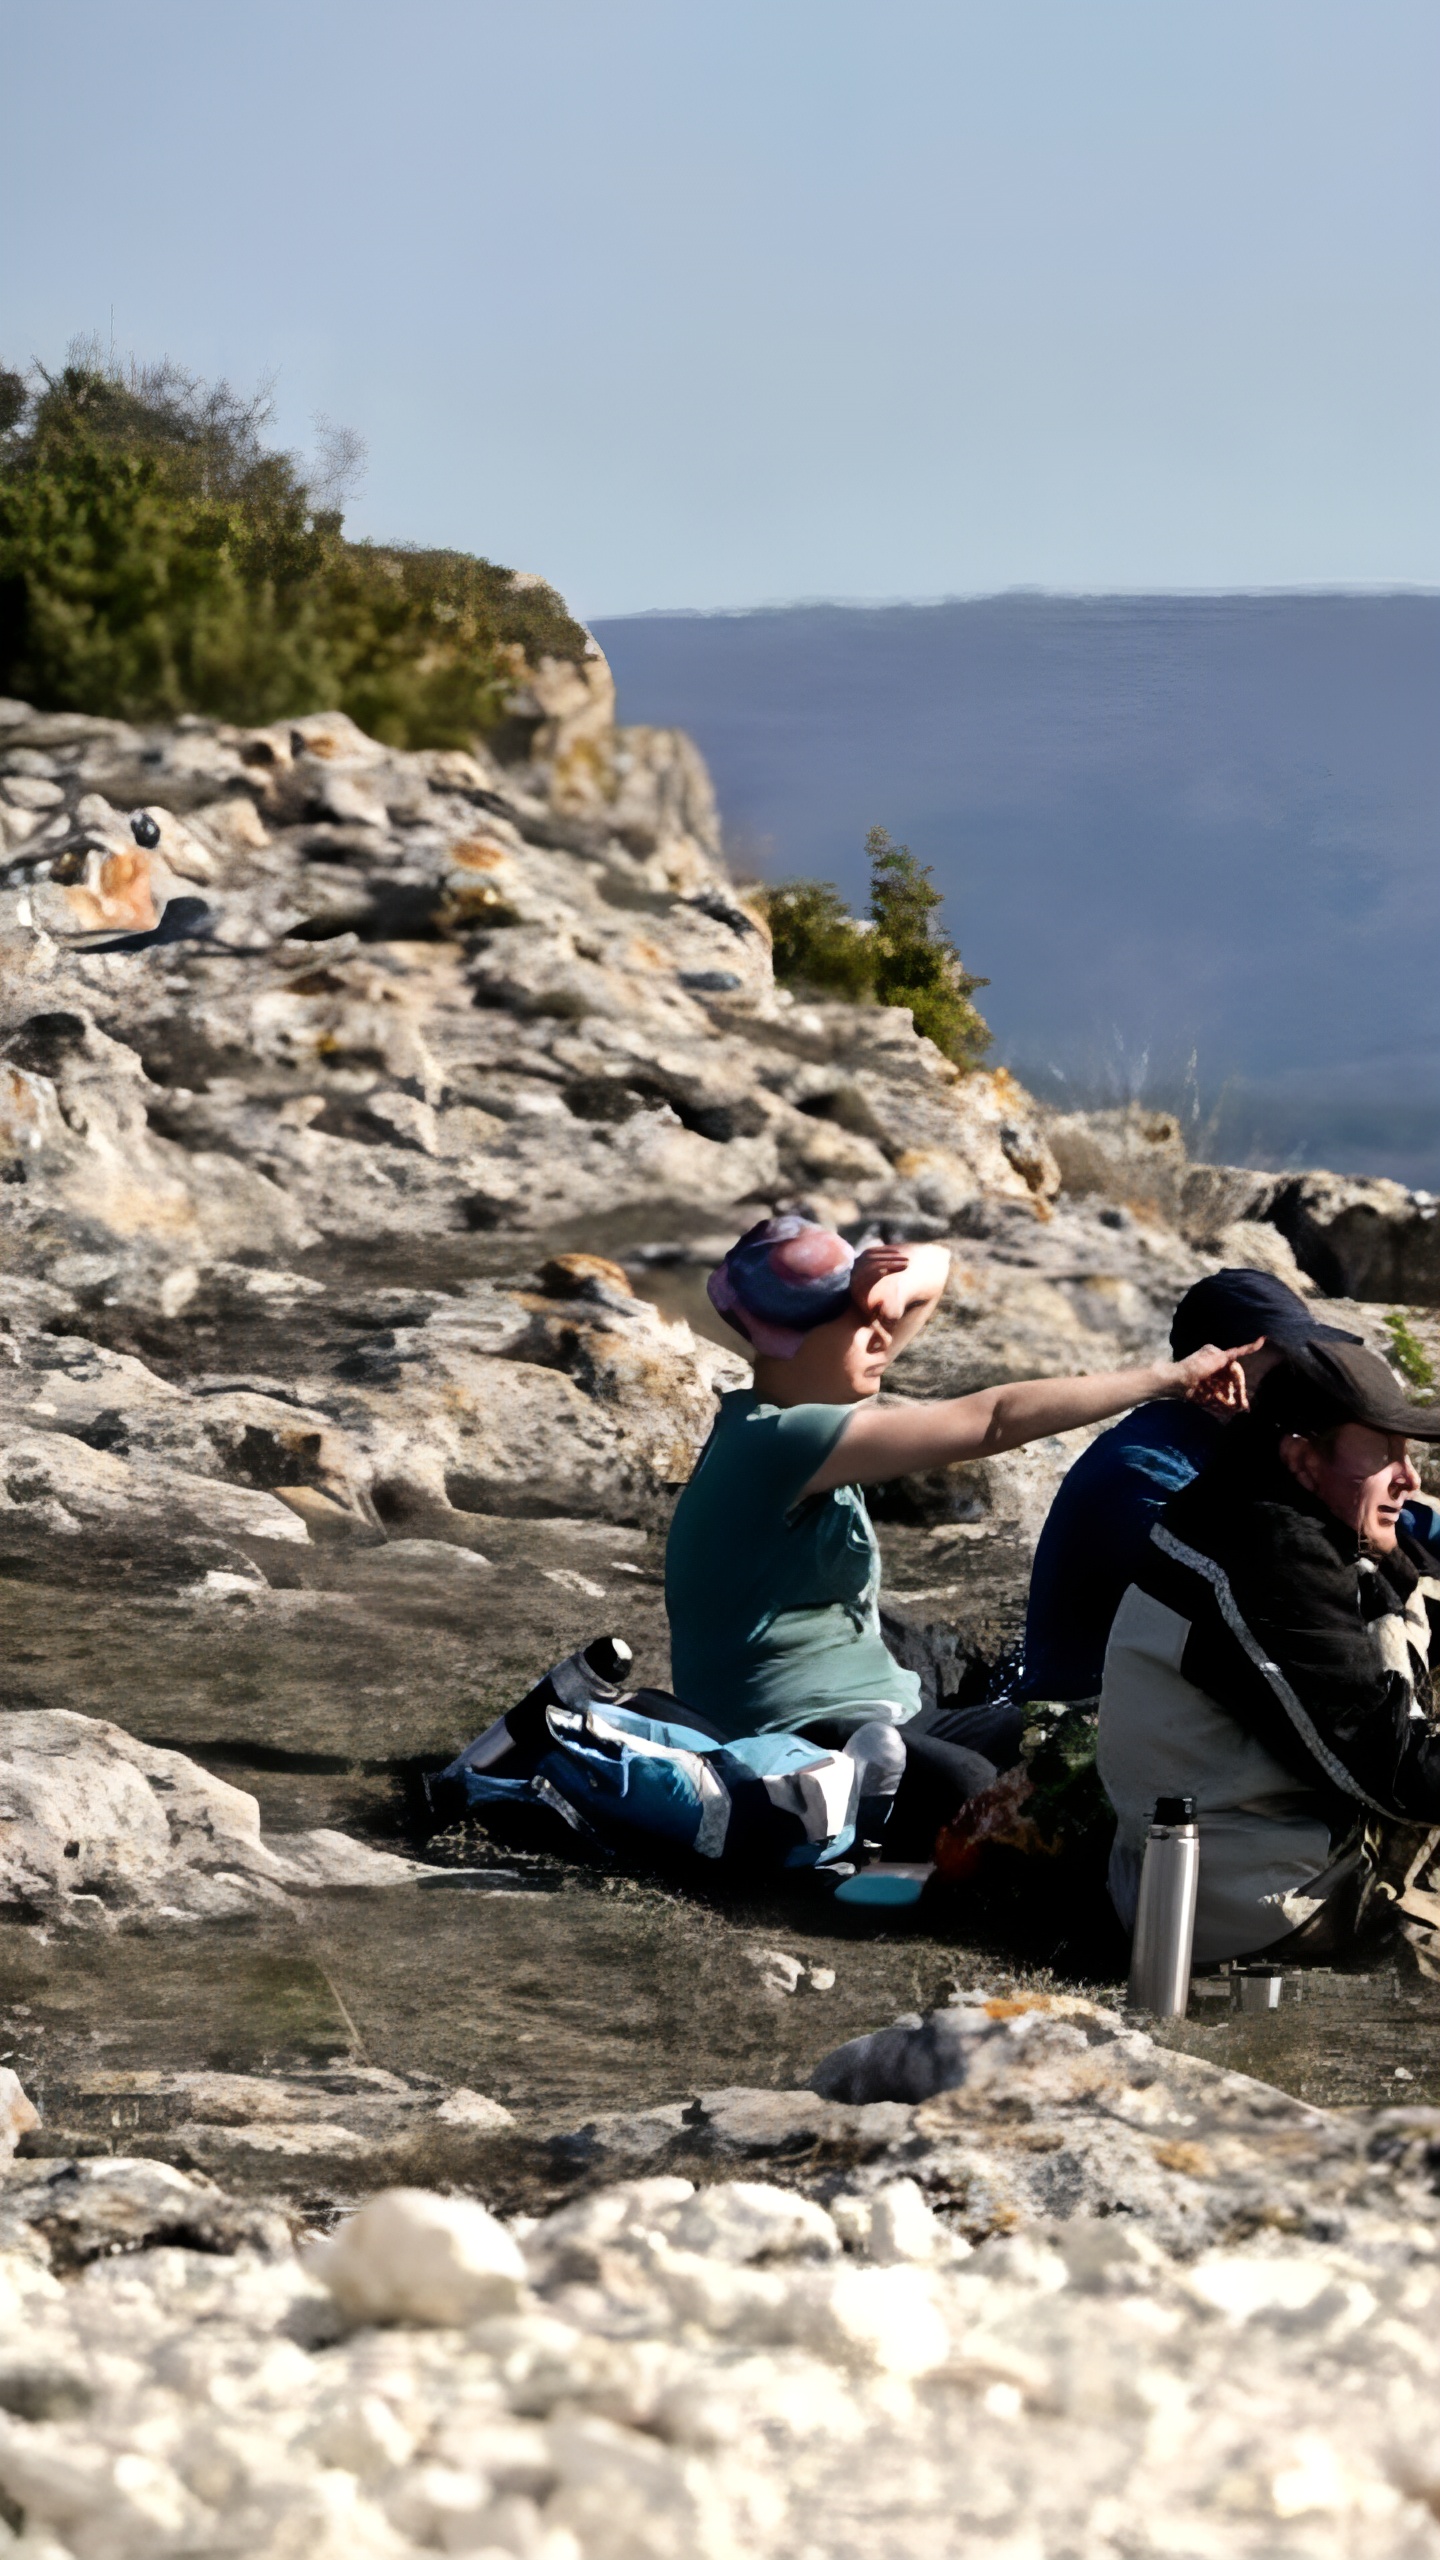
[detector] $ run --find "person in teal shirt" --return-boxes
[665,1215,1253,1855]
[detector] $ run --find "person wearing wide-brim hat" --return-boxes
[1099,1338,1440,1965]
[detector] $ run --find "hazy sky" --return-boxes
[4,0,1437,615]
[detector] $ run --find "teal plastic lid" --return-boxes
[834,1864,933,1908]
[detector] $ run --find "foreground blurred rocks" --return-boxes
[11,1995,1440,2555]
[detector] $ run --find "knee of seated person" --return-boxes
[843,1719,907,1797]
[949,1746,998,1799]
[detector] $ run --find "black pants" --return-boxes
[798,1699,1021,1863]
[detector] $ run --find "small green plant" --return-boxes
[761,877,876,1003]
[864,825,990,1066]
[1384,1311,1437,1394]
[0,348,589,745]
[759,826,990,1067]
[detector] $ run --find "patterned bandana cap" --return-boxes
[707,1215,856,1359]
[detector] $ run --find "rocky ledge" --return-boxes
[2,660,1437,1920]
[7,1995,1440,2557]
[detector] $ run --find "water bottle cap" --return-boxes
[1153,1794,1196,1825]
[582,1634,633,1684]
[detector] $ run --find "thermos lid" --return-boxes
[583,1634,633,1683]
[1153,1794,1196,1824]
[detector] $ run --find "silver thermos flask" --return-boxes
[1128,1794,1200,2017]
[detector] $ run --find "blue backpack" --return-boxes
[436,1645,862,1871]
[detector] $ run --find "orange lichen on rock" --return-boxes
[538,1253,634,1301]
[60,849,161,935]
[449,839,511,872]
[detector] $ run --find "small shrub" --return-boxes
[1384,1311,1437,1394]
[865,825,989,1067]
[0,350,589,745]
[761,878,875,1003]
[758,826,990,1068]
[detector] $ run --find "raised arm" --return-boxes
[802,1341,1260,1496]
[849,1240,951,1355]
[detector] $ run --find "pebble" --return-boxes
[664,2181,839,2264]
[306,2189,528,2326]
[743,1948,804,1996]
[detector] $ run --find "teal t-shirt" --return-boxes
[664,1390,921,1740]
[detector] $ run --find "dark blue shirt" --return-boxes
[1023,1402,1440,1703]
[1024,1403,1222,1702]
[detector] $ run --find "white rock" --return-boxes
[3,773,64,808]
[544,2413,726,2560]
[523,2178,695,2267]
[0,2066,40,2158]
[647,2247,792,2344]
[307,2189,528,2326]
[743,1948,804,1996]
[383,2459,493,2547]
[300,2389,418,2481]
[0,1710,416,1923]
[1185,2252,1336,2322]
[0,2420,197,2543]
[443,2488,567,2557]
[795,2263,951,2376]
[433,2088,517,2131]
[264,1830,417,1893]
[665,2181,839,2265]
[837,2177,946,2265]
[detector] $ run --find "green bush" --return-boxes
[0,353,589,745]
[759,826,990,1067]
[865,825,990,1066]
[761,877,877,1004]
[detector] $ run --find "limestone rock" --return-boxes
[432,2087,516,2132]
[833,2177,948,2265]
[0,1710,416,1923]
[8,689,1419,1630]
[308,2188,528,2324]
[13,2017,1440,2554]
[663,2182,840,2264]
[0,2154,288,2269]
[1044,1104,1190,1222]
[1184,1163,1440,1306]
[22,2064,523,2199]
[744,1948,805,1997]
[1266,1171,1440,1304]
[0,2071,40,2160]
[792,2260,951,2374]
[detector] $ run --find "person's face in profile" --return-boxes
[1281,1422,1420,1551]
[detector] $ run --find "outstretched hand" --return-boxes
[1166,1337,1266,1414]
